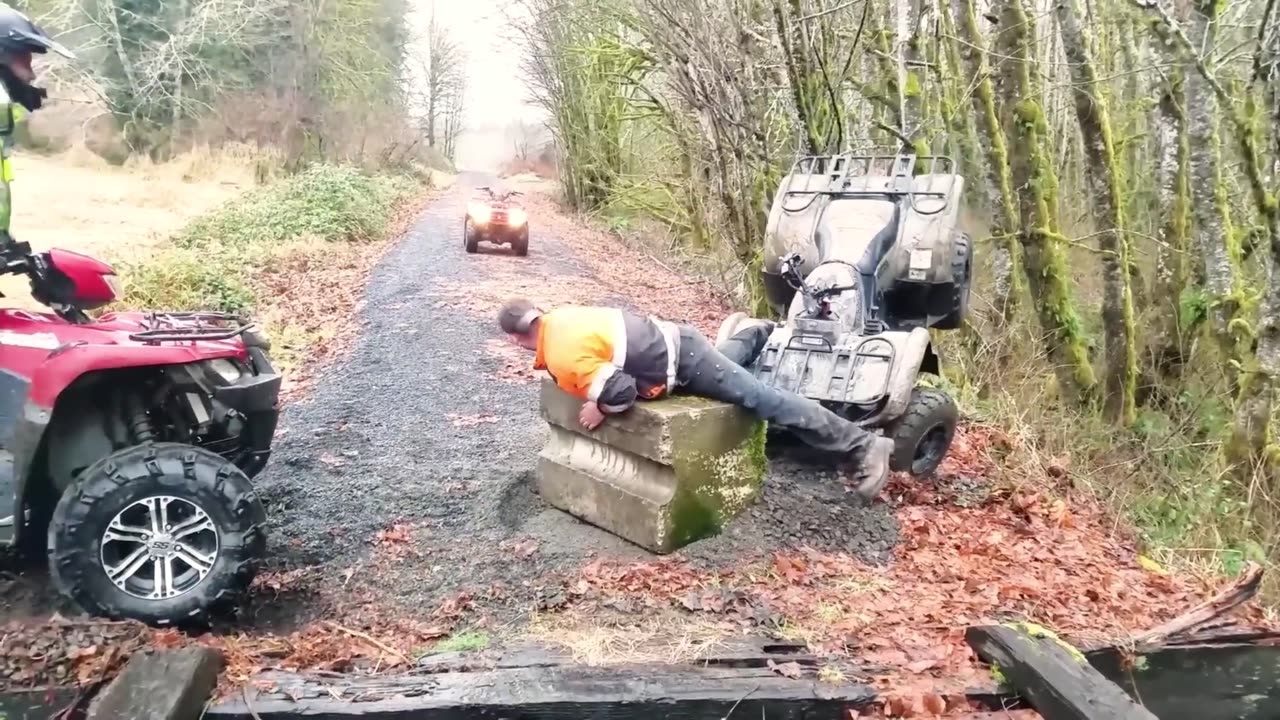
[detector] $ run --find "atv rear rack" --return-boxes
[780,153,959,217]
[755,329,895,404]
[128,311,254,344]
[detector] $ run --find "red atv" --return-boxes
[464,186,529,256]
[0,240,279,626]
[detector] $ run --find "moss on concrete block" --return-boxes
[537,378,766,552]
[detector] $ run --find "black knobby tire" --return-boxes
[47,442,267,626]
[513,229,529,257]
[888,388,959,476]
[936,232,972,330]
[464,219,479,253]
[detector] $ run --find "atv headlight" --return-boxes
[467,202,492,224]
[205,358,244,384]
[508,208,528,226]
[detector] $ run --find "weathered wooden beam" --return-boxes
[206,662,877,720]
[85,646,223,720]
[1129,562,1263,652]
[966,624,1158,720]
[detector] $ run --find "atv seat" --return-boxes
[851,204,900,331]
[852,204,900,278]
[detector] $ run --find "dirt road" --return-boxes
[249,172,900,626]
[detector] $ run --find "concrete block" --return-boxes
[86,646,223,720]
[537,378,766,553]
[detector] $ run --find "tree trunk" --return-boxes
[1055,0,1137,424]
[994,0,1097,403]
[1149,67,1192,389]
[1182,2,1238,352]
[954,0,1023,326]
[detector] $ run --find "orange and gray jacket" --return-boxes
[534,305,681,412]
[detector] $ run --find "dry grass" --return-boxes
[1,148,258,306]
[522,609,735,666]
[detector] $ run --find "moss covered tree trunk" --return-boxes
[1055,0,1137,424]
[1137,0,1280,466]
[1180,2,1239,352]
[937,0,983,202]
[1149,66,1192,388]
[954,0,1023,326]
[994,0,1096,403]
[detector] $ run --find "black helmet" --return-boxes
[0,3,73,112]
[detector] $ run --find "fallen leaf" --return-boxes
[318,452,346,469]
[904,658,937,674]
[1137,555,1167,575]
[922,693,946,715]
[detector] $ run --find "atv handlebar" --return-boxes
[476,186,522,202]
[0,238,33,276]
[780,254,858,300]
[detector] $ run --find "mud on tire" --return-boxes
[888,388,959,476]
[935,232,972,330]
[514,229,529,256]
[47,442,267,626]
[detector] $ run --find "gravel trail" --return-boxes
[252,172,899,623]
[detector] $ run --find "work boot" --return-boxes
[851,436,895,503]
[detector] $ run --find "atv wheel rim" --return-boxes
[912,425,950,475]
[99,496,220,601]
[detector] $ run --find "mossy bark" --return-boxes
[994,0,1097,403]
[955,0,1023,326]
[937,0,983,198]
[1138,0,1280,468]
[1055,0,1138,424]
[1149,67,1193,388]
[773,0,846,154]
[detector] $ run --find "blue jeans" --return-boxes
[673,324,876,455]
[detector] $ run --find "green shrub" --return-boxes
[116,162,418,313]
[176,163,415,249]
[115,246,254,312]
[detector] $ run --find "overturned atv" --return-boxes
[717,152,971,476]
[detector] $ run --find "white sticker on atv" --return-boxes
[909,249,933,270]
[0,330,60,349]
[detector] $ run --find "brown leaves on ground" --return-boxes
[546,423,1271,699]
[191,612,455,696]
[0,616,151,690]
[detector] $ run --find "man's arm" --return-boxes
[587,363,638,414]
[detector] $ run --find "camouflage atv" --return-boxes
[716,152,971,476]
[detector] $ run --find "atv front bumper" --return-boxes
[213,346,281,478]
[473,223,528,244]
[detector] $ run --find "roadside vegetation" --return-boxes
[8,0,467,382]
[513,0,1280,594]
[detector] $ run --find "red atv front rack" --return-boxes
[128,311,255,344]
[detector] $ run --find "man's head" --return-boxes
[498,297,543,350]
[0,5,73,112]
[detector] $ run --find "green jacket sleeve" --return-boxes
[0,83,26,240]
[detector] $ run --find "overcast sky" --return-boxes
[406,0,547,170]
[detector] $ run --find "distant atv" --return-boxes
[0,241,279,626]
[464,186,530,256]
[716,152,971,476]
